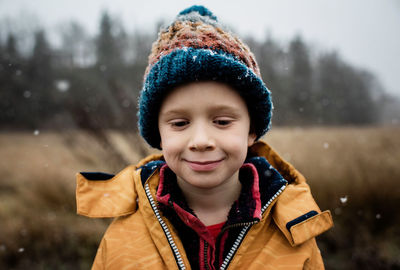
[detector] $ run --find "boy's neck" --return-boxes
[177,171,242,226]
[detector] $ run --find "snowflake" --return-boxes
[340,196,348,204]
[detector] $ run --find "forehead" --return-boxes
[159,81,247,112]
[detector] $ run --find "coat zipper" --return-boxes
[220,220,258,234]
[219,184,287,270]
[204,240,210,270]
[145,183,186,270]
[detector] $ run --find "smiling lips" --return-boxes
[185,159,224,171]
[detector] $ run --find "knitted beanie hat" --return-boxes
[138,5,272,149]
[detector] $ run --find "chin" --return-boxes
[178,169,235,190]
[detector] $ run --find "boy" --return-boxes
[76,5,333,270]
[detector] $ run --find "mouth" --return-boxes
[184,159,224,172]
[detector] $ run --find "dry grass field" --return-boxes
[0,127,399,269]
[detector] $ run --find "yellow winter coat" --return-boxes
[76,141,333,269]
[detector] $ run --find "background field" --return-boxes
[0,127,399,269]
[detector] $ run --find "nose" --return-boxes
[188,121,215,152]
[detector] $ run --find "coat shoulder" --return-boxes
[76,165,138,218]
[76,154,164,218]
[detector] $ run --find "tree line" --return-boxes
[0,12,393,131]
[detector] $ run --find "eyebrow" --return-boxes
[208,105,242,115]
[159,109,185,118]
[160,104,242,118]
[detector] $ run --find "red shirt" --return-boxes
[207,221,225,239]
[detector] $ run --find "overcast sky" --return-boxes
[1,0,399,96]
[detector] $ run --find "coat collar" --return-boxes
[156,162,263,230]
[76,141,332,246]
[249,141,333,246]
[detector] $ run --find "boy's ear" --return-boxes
[248,133,257,147]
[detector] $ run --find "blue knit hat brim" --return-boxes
[138,47,272,149]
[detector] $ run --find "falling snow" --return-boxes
[340,196,348,204]
[264,170,272,177]
[23,90,31,98]
[55,79,70,92]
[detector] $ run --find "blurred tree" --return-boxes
[96,11,127,76]
[315,51,380,125]
[58,21,94,67]
[0,14,389,130]
[344,69,381,124]
[127,30,152,102]
[25,29,56,127]
[380,94,400,125]
[5,33,18,60]
[130,30,153,65]
[0,33,26,127]
[315,52,347,124]
[286,35,313,124]
[247,34,290,126]
[89,11,131,129]
[29,30,52,81]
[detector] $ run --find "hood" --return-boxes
[250,141,333,246]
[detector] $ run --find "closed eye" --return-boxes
[213,118,234,127]
[170,120,190,128]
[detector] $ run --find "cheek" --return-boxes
[160,134,183,158]
[220,132,251,156]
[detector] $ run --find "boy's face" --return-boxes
[158,81,256,191]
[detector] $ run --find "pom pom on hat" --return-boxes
[138,5,272,149]
[178,5,218,20]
